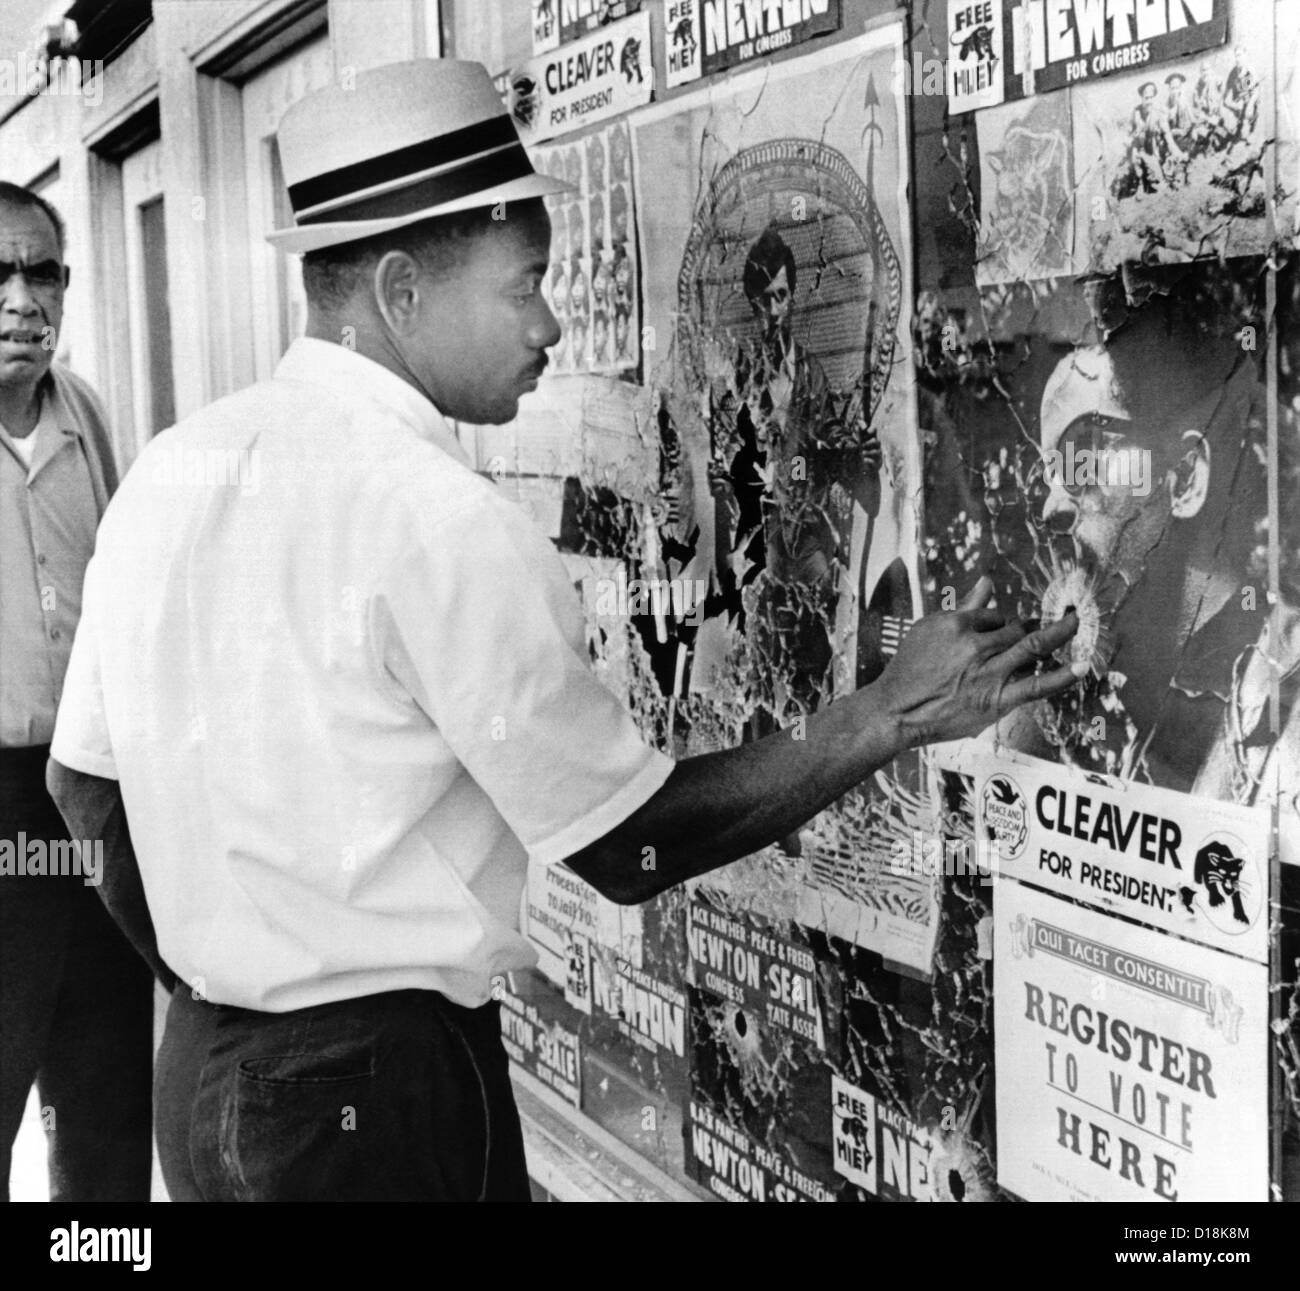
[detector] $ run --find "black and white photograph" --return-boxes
[0,0,1296,1267]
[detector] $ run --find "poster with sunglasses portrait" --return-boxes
[920,256,1299,869]
[530,119,639,377]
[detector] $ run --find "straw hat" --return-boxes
[267,59,572,255]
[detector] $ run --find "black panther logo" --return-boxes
[620,36,644,84]
[672,17,697,60]
[951,24,997,65]
[510,74,542,129]
[1180,840,1250,926]
[839,1115,873,1168]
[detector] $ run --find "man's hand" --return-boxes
[874,576,1085,747]
[46,759,178,993]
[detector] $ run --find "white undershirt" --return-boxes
[6,431,36,471]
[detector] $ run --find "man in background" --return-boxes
[0,182,152,1201]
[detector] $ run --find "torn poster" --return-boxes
[662,0,842,88]
[663,0,702,88]
[592,956,689,1059]
[523,859,644,990]
[830,1073,938,1201]
[947,0,1006,113]
[686,896,826,1049]
[632,22,935,973]
[499,975,583,1108]
[530,119,640,375]
[921,258,1299,869]
[475,375,657,505]
[1004,0,1228,101]
[505,9,652,145]
[995,878,1268,1201]
[972,747,1269,962]
[975,91,1078,284]
[531,0,560,54]
[683,1097,833,1201]
[531,1,644,56]
[1071,21,1274,269]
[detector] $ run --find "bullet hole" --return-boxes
[733,1009,748,1038]
[948,1168,966,1201]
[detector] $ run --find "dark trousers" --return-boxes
[0,746,154,1201]
[156,984,531,1202]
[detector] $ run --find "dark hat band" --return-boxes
[296,143,536,227]
[288,113,524,217]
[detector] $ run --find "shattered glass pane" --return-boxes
[452,0,1300,1201]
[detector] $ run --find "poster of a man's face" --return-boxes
[592,310,610,365]
[566,204,585,263]
[924,262,1291,827]
[589,193,608,252]
[530,121,642,376]
[612,245,633,308]
[632,25,935,978]
[609,119,631,181]
[568,314,589,367]
[743,226,796,355]
[592,256,613,310]
[568,260,589,316]
[586,131,607,191]
[609,184,630,243]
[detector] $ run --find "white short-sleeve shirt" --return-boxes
[52,338,674,1011]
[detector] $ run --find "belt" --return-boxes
[0,743,51,771]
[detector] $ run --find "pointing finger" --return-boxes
[975,617,1028,655]
[956,575,993,614]
[996,613,1078,675]
[965,608,1008,632]
[999,658,1089,711]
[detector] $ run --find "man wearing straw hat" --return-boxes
[46,60,1081,1201]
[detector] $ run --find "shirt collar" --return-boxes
[0,376,80,482]
[274,338,471,468]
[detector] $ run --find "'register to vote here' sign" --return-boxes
[995,879,1267,1202]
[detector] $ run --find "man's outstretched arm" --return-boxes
[46,760,177,993]
[567,579,1083,904]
